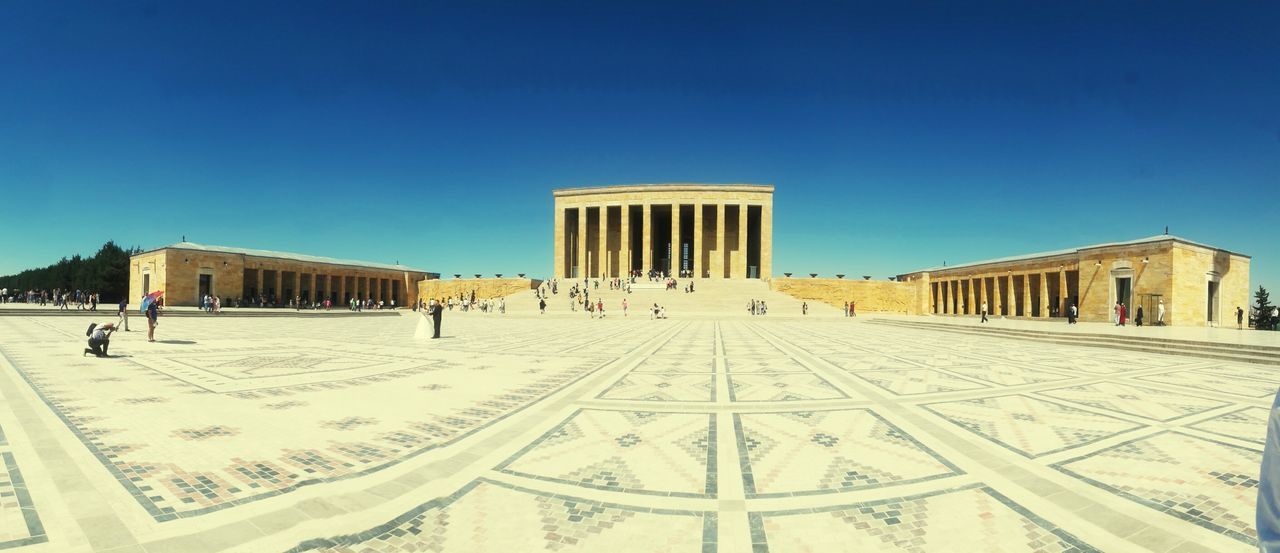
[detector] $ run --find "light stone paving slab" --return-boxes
[0,312,1271,552]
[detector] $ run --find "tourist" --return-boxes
[1119,302,1127,326]
[1157,299,1166,326]
[849,301,855,317]
[83,322,116,358]
[539,297,546,314]
[146,298,160,342]
[843,301,848,316]
[622,298,628,317]
[1238,306,1245,329]
[802,302,808,316]
[980,301,988,323]
[597,299,604,318]
[499,297,505,314]
[89,292,97,311]
[1068,303,1078,324]
[1113,302,1120,325]
[117,298,130,331]
[1273,307,1279,331]
[1135,305,1144,327]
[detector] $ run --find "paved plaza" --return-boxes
[0,311,1273,552]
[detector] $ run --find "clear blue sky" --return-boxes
[1,2,1276,293]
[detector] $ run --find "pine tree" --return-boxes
[1254,286,1274,331]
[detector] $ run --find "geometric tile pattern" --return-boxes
[0,313,1271,553]
[727,373,848,402]
[852,368,987,395]
[751,485,1097,552]
[1189,407,1270,445]
[922,395,1145,458]
[1054,432,1262,545]
[288,479,715,552]
[734,409,961,497]
[497,409,716,497]
[0,443,47,549]
[1037,382,1231,422]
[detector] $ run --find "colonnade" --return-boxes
[555,201,772,279]
[243,265,410,306]
[929,268,1078,318]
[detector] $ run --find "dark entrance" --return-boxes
[198,274,212,303]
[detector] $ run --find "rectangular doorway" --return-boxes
[1207,281,1219,324]
[198,274,212,303]
[1115,277,1132,320]
[142,274,151,297]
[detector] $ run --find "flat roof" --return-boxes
[553,183,774,196]
[136,242,431,273]
[902,235,1249,275]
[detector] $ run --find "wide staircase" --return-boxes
[869,318,1280,366]
[496,278,844,318]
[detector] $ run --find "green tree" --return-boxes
[1255,286,1274,330]
[0,241,142,302]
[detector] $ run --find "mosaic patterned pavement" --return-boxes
[0,313,1274,552]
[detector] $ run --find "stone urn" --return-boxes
[809,273,818,278]
[784,273,792,278]
[518,273,526,278]
[495,274,503,278]
[474,274,482,279]
[453,274,461,279]
[836,274,845,279]
[862,275,871,280]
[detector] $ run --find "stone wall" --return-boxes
[128,251,169,303]
[1076,243,1173,324]
[418,278,537,305]
[1171,245,1250,327]
[770,278,915,313]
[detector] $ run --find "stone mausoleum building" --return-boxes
[129,242,435,307]
[553,184,773,279]
[895,235,1250,327]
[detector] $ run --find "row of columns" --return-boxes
[932,270,1070,317]
[250,268,403,305]
[562,202,771,279]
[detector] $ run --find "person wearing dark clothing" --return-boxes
[1135,305,1144,327]
[1239,307,1246,329]
[146,300,160,342]
[117,299,130,331]
[430,299,443,338]
[84,323,116,357]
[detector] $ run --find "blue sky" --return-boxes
[1,1,1277,293]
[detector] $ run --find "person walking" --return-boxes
[83,322,117,357]
[1135,305,1144,327]
[430,298,443,339]
[117,298,130,331]
[146,298,160,342]
[597,299,604,318]
[850,301,856,317]
[1238,306,1245,330]
[1068,303,1078,324]
[539,297,546,314]
[1119,303,1127,326]
[1157,299,1166,326]
[802,302,808,316]
[980,302,988,323]
[622,298,629,317]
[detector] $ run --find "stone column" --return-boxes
[692,204,703,278]
[274,270,283,304]
[1059,271,1068,316]
[1040,272,1051,318]
[1004,275,1014,317]
[978,276,987,313]
[641,204,652,274]
[554,206,566,279]
[255,269,264,299]
[760,202,773,279]
[942,281,950,314]
[338,275,346,302]
[577,207,588,280]
[714,203,726,279]
[374,278,382,304]
[293,272,301,302]
[619,205,630,277]
[1022,274,1032,317]
[993,275,1003,316]
[598,205,609,278]
[968,278,977,315]
[671,203,681,276]
[736,204,748,278]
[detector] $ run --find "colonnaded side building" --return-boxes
[129,242,435,307]
[552,184,773,279]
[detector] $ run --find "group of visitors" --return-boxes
[201,294,223,314]
[843,301,857,317]
[1,288,104,310]
[81,293,161,358]
[748,299,768,315]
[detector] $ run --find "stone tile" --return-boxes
[922,394,1145,458]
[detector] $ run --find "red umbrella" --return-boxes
[140,290,164,313]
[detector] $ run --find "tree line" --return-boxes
[0,241,141,303]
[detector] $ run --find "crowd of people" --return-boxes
[1,288,105,310]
